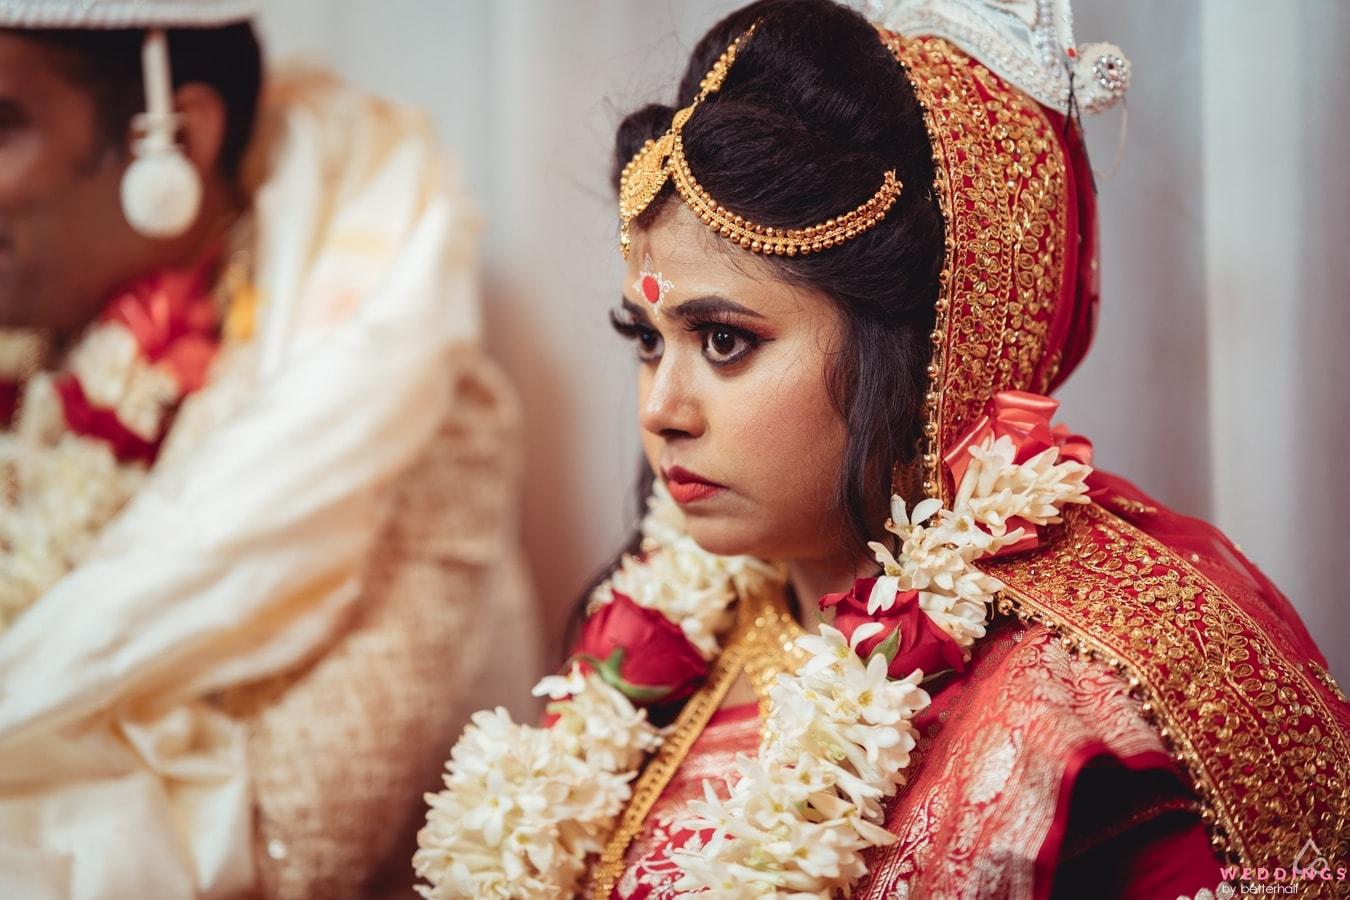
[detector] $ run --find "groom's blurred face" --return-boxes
[0,30,152,339]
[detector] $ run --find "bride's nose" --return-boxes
[640,356,705,441]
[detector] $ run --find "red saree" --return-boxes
[606,602,1228,899]
[613,703,761,899]
[881,30,1349,896]
[854,481,1318,899]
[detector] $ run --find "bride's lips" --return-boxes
[664,466,726,505]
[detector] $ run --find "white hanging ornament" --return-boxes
[120,144,202,238]
[1072,41,1130,114]
[119,29,202,239]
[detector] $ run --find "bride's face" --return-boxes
[614,203,851,561]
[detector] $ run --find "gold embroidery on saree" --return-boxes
[983,503,1350,888]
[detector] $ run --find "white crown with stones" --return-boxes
[858,0,1130,114]
[0,0,258,28]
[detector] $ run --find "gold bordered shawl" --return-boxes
[892,31,1350,874]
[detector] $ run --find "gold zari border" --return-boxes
[885,33,1069,504]
[982,503,1350,885]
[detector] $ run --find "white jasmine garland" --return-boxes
[0,321,192,631]
[414,485,777,899]
[868,433,1092,652]
[66,324,182,440]
[672,624,928,896]
[413,679,660,900]
[416,425,1092,899]
[593,482,779,659]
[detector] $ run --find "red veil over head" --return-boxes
[885,30,1349,883]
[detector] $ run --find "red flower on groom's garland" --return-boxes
[101,266,220,393]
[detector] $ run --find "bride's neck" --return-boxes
[787,549,877,633]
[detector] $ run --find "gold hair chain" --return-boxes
[618,22,902,259]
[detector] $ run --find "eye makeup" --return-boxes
[611,297,773,368]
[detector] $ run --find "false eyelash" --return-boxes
[609,308,648,339]
[609,309,766,367]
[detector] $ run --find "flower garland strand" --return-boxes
[415,391,1093,899]
[413,484,783,899]
[0,265,222,630]
[672,624,929,895]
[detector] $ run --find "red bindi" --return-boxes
[642,275,661,304]
[634,256,673,306]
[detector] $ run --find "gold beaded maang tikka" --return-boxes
[618,21,903,259]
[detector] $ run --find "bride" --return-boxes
[416,0,1350,897]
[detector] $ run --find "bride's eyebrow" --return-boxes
[620,298,653,326]
[663,296,765,321]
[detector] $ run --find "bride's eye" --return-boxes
[610,309,664,363]
[697,323,759,367]
[635,326,663,362]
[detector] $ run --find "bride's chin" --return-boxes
[682,517,771,559]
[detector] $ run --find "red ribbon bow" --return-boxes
[942,390,1094,558]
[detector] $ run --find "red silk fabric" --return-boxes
[893,30,1348,878]
[1039,107,1100,396]
[609,703,761,899]
[609,607,1233,899]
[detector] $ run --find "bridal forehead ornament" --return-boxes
[618,21,903,260]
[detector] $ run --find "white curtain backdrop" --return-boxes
[257,0,1348,685]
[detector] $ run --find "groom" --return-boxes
[0,4,539,898]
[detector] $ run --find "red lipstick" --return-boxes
[664,466,725,505]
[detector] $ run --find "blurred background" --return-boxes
[257,0,1348,684]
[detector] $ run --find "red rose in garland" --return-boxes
[51,260,222,465]
[820,577,966,679]
[572,592,709,705]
